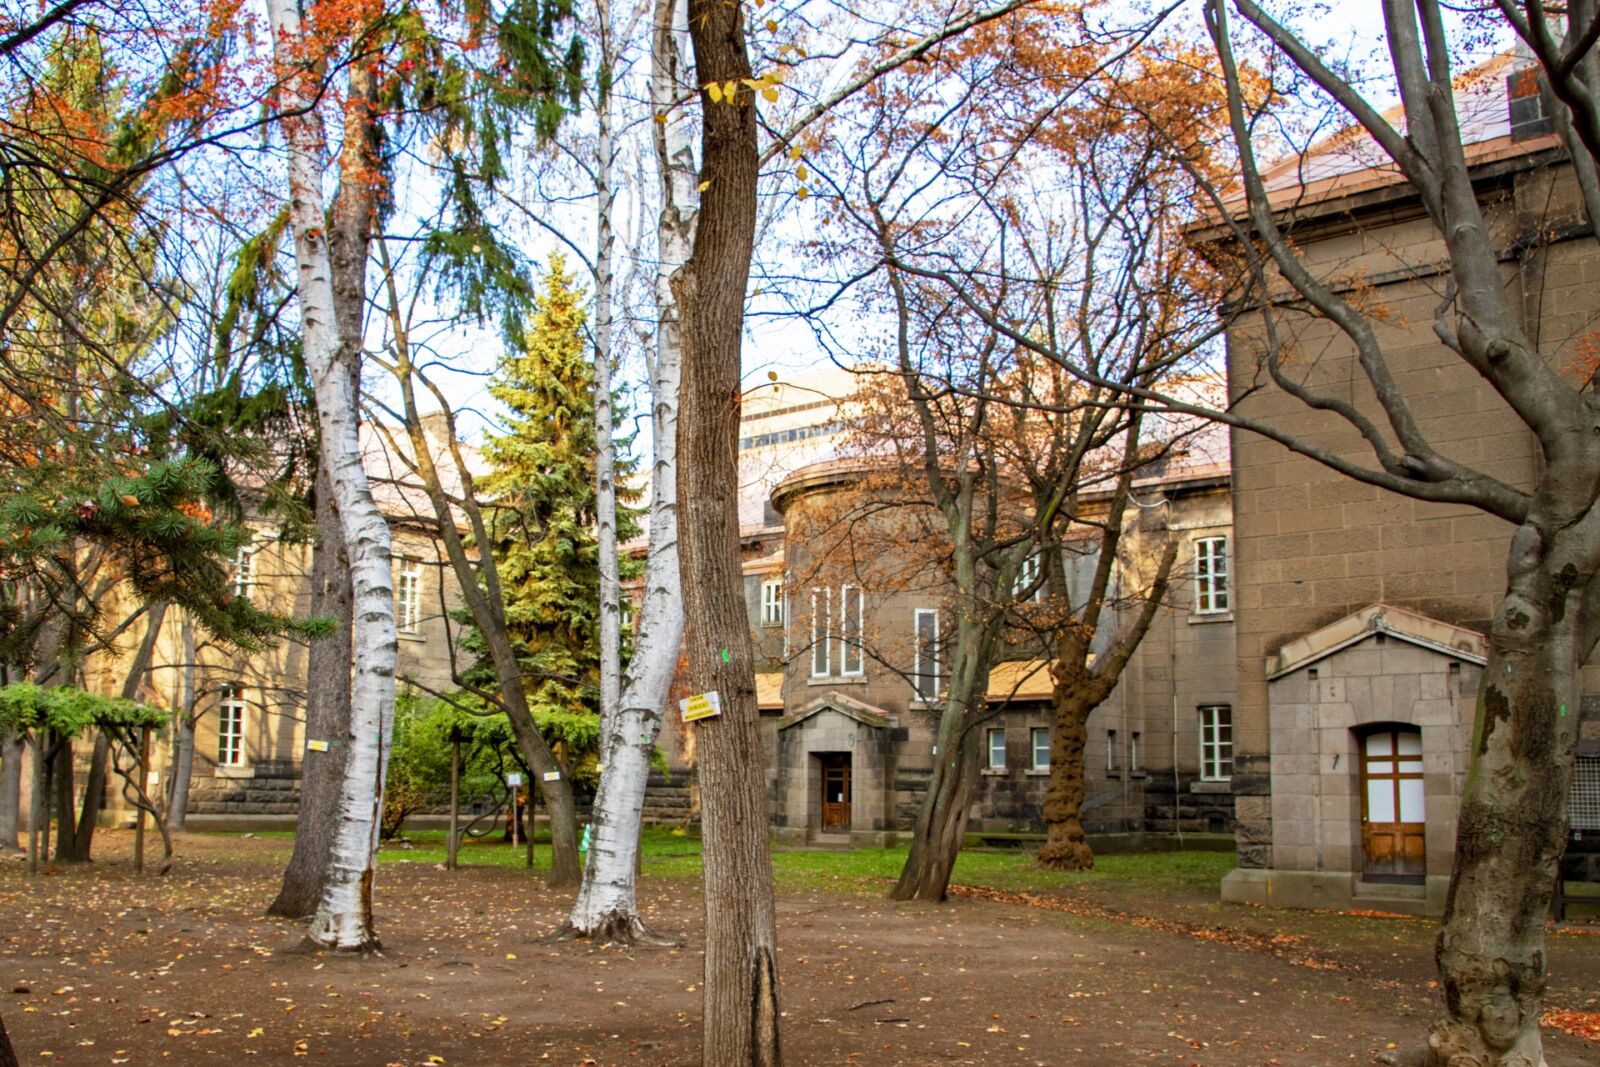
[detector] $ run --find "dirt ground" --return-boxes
[2,833,1596,1066]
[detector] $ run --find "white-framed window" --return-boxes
[396,557,423,634]
[782,584,792,659]
[1030,727,1051,771]
[1195,536,1229,614]
[986,728,1007,770]
[912,608,939,701]
[1199,704,1233,780]
[840,584,864,676]
[1013,551,1041,601]
[1130,731,1141,773]
[761,578,784,626]
[231,536,255,599]
[810,587,831,677]
[217,684,247,766]
[620,596,635,632]
[1107,729,1118,772]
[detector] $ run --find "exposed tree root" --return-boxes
[543,911,680,947]
[291,935,384,958]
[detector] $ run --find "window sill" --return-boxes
[1129,770,1149,780]
[214,765,254,779]
[807,675,867,686]
[1190,779,1231,794]
[398,630,426,643]
[1025,768,1050,777]
[981,767,1009,777]
[1188,612,1233,625]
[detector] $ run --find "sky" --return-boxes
[377,1,1513,449]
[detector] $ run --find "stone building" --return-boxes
[672,371,1242,846]
[84,421,471,823]
[1213,55,1600,915]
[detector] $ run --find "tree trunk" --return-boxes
[892,613,993,902]
[0,727,20,850]
[561,0,691,943]
[677,0,781,1060]
[50,739,73,863]
[891,702,982,901]
[0,1008,19,1067]
[270,54,373,918]
[269,0,397,952]
[268,461,354,917]
[1425,537,1588,1067]
[164,617,198,832]
[563,316,685,938]
[60,732,108,862]
[1037,690,1093,870]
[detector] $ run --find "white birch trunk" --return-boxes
[267,0,397,952]
[593,0,623,759]
[561,0,693,937]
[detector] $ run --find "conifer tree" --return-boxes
[479,254,637,773]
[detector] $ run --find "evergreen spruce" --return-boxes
[478,254,638,778]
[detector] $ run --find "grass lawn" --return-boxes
[363,826,1236,901]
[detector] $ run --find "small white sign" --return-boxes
[306,739,330,753]
[542,770,561,783]
[679,690,723,723]
[506,772,524,787]
[147,770,160,785]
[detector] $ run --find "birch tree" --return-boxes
[559,0,690,943]
[266,0,397,952]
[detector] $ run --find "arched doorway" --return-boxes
[1360,726,1425,883]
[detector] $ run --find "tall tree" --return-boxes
[676,0,782,1060]
[265,0,397,952]
[804,7,1219,892]
[370,237,588,889]
[560,0,688,944]
[927,2,1600,1060]
[482,255,614,753]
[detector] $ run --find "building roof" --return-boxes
[987,659,1055,702]
[1244,53,1560,216]
[776,690,893,731]
[1266,604,1487,680]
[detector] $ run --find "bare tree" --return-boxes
[799,8,1222,891]
[893,3,1600,1061]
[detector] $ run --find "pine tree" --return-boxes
[478,254,636,776]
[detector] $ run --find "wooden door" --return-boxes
[1361,728,1426,882]
[820,754,851,831]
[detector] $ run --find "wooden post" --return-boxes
[38,732,52,869]
[509,780,519,851]
[26,733,42,878]
[447,729,461,871]
[134,726,150,874]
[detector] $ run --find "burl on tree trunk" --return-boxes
[1036,692,1093,871]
